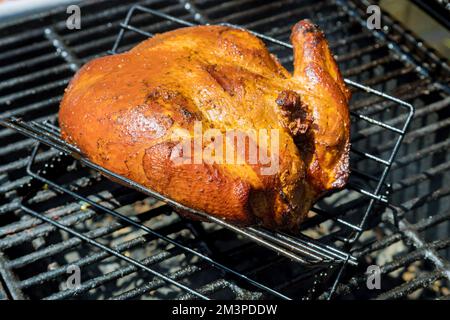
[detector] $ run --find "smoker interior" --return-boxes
[0,0,449,300]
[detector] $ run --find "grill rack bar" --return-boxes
[324,203,450,299]
[19,204,210,300]
[339,0,450,95]
[22,134,296,299]
[0,1,419,299]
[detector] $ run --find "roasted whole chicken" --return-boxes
[59,20,351,231]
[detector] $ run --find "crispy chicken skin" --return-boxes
[59,20,350,231]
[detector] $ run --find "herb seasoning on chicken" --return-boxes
[59,20,350,231]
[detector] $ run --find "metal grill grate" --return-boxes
[0,2,414,296]
[0,0,449,300]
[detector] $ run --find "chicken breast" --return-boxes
[59,20,350,231]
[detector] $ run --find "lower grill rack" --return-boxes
[0,3,416,300]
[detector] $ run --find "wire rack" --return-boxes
[0,4,415,299]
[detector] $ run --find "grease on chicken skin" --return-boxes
[59,20,350,231]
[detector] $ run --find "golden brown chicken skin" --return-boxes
[59,20,350,231]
